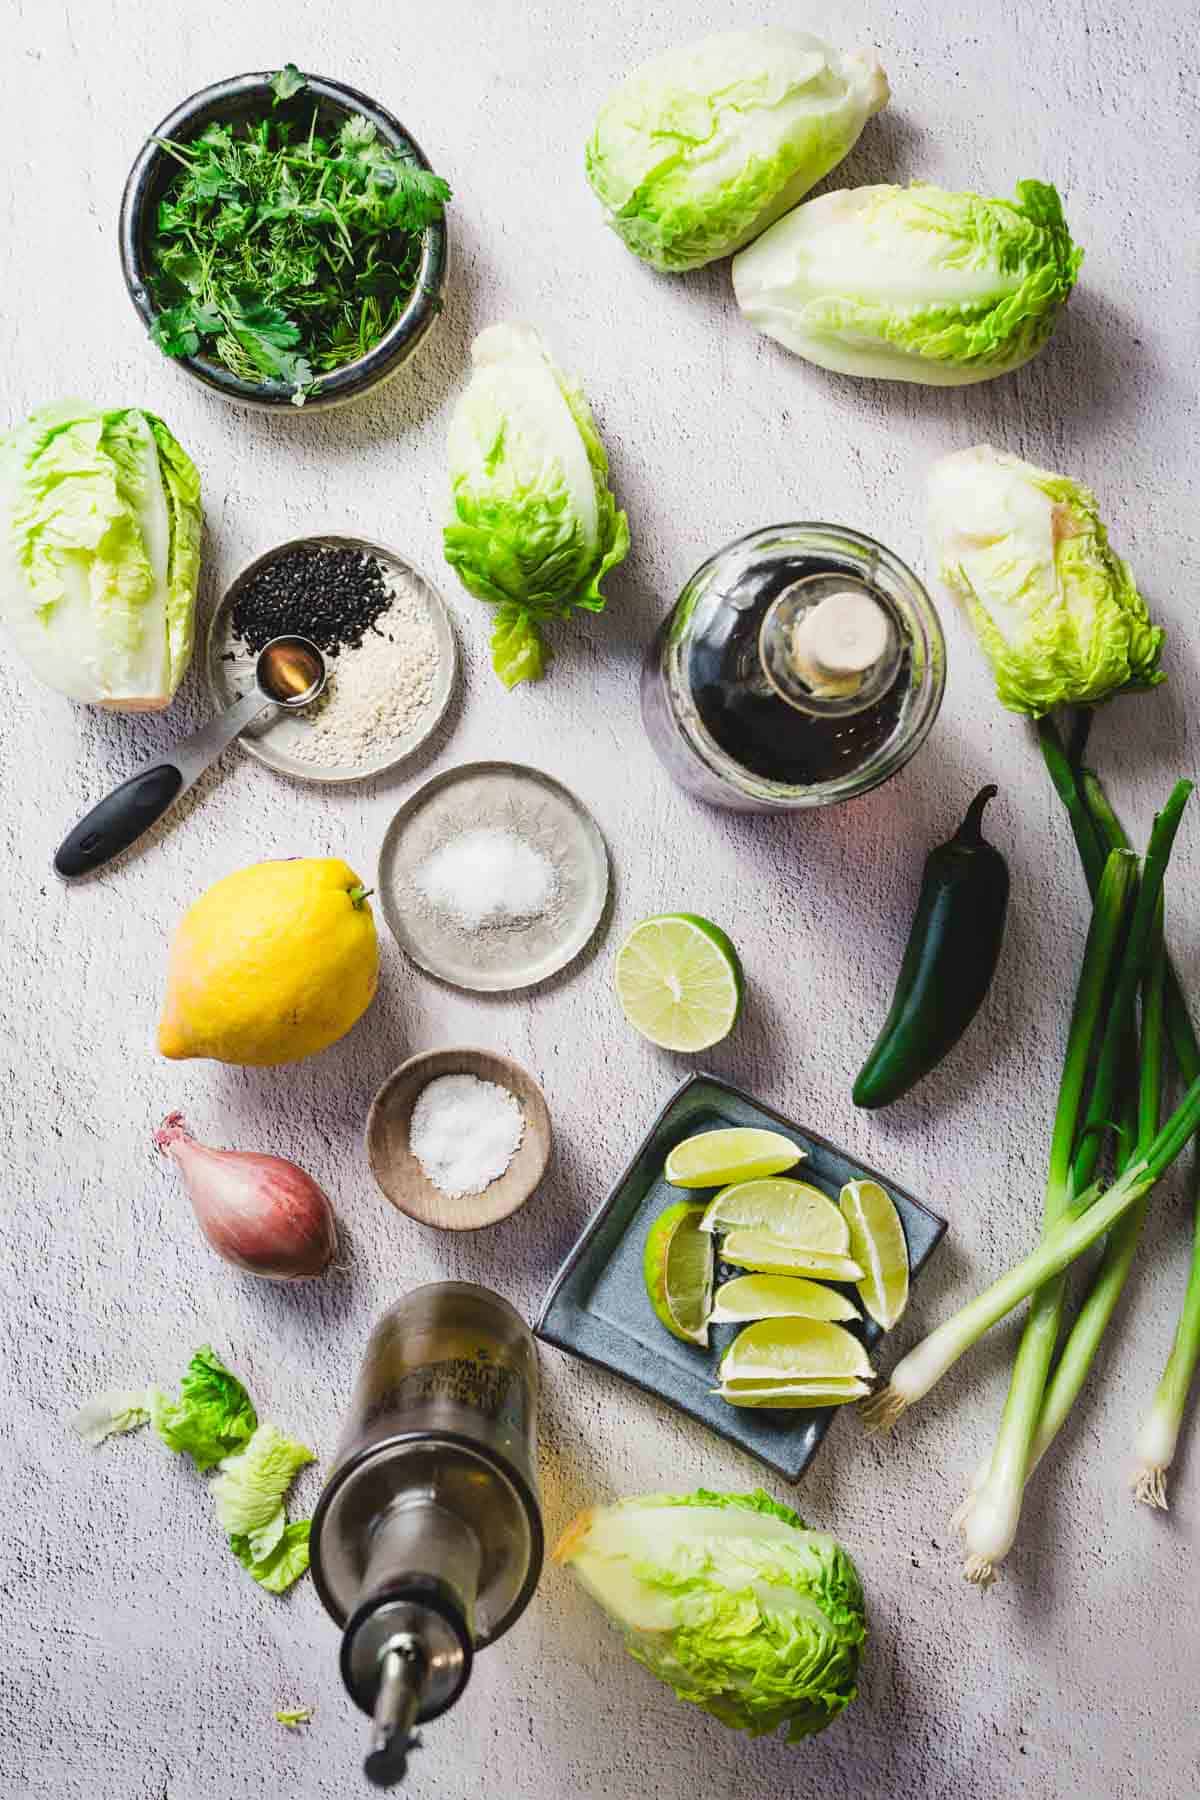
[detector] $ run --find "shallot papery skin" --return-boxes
[154,1112,337,1281]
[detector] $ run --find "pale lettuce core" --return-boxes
[0,401,202,707]
[444,322,629,688]
[929,445,1165,716]
[556,1488,866,1741]
[733,180,1082,385]
[586,30,889,273]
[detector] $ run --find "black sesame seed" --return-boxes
[229,544,394,657]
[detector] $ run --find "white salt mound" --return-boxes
[409,1073,526,1199]
[414,828,558,932]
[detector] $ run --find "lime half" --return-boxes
[840,1179,910,1329]
[700,1178,850,1253]
[664,1128,803,1189]
[710,1274,860,1324]
[643,1202,714,1345]
[721,1231,864,1284]
[720,1317,873,1383]
[615,914,743,1052]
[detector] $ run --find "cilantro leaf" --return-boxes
[270,63,306,104]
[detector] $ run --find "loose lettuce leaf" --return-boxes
[210,1422,316,1559]
[70,1390,152,1446]
[0,402,202,705]
[586,31,889,272]
[733,180,1082,385]
[556,1488,865,1742]
[232,1520,312,1594]
[928,445,1165,715]
[150,1345,258,1472]
[444,323,629,687]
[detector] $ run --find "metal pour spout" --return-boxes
[364,1641,426,1787]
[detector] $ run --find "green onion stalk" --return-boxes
[951,734,1196,1552]
[1040,732,1200,1510]
[954,850,1136,1586]
[863,1062,1200,1432]
[864,783,1195,1460]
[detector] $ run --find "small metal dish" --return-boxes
[376,762,610,992]
[119,71,449,410]
[205,533,459,785]
[367,1049,552,1231]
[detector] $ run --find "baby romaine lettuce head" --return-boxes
[733,180,1082,384]
[929,445,1165,716]
[444,322,629,688]
[586,31,888,273]
[555,1488,866,1741]
[0,401,202,707]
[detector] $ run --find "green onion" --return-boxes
[1133,1170,1200,1507]
[958,849,1136,1585]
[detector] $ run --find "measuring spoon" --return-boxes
[54,636,327,880]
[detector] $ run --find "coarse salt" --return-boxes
[409,1074,526,1199]
[289,570,440,766]
[414,828,559,932]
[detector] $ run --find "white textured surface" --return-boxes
[3,4,1199,1797]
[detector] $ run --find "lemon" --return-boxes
[716,1377,872,1409]
[699,1178,849,1253]
[720,1232,864,1284]
[719,1317,874,1383]
[615,914,743,1052]
[840,1179,910,1328]
[158,857,379,1065]
[643,1202,713,1345]
[664,1128,803,1188]
[710,1274,859,1324]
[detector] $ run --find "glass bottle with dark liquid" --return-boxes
[642,524,945,812]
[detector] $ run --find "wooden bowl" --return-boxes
[366,1049,551,1230]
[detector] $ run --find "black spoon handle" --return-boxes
[54,764,184,879]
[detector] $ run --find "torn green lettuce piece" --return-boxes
[149,1345,258,1472]
[70,1391,152,1446]
[232,1520,312,1595]
[210,1422,316,1561]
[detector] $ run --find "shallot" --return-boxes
[155,1113,337,1281]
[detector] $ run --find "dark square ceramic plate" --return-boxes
[535,1073,947,1482]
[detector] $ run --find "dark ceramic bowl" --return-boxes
[118,72,449,411]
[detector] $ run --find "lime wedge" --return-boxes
[615,914,743,1052]
[721,1231,864,1283]
[716,1378,871,1409]
[664,1128,803,1189]
[643,1202,714,1345]
[720,1317,873,1383]
[699,1178,849,1253]
[840,1179,910,1329]
[710,1274,859,1324]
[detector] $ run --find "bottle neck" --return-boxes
[759,574,902,718]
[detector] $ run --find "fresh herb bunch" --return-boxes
[146,64,450,403]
